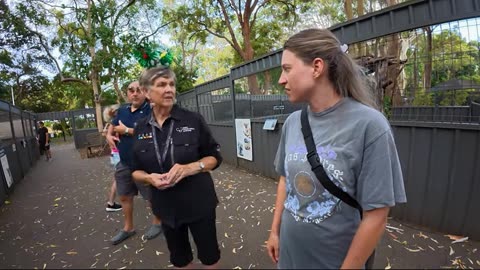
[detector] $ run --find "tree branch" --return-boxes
[61,78,90,84]
[32,0,76,10]
[251,0,269,29]
[244,0,252,23]
[197,21,240,56]
[72,0,88,36]
[26,25,89,86]
[227,0,242,23]
[217,0,244,57]
[189,39,201,74]
[138,21,173,44]
[238,0,243,20]
[112,0,136,32]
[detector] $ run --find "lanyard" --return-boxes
[151,120,175,172]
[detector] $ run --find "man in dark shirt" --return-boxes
[106,81,162,245]
[37,121,51,161]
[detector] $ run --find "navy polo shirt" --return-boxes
[131,105,222,227]
[112,101,151,167]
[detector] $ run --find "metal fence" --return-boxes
[37,108,101,149]
[210,118,480,240]
[177,0,480,239]
[0,100,39,207]
[391,105,480,123]
[389,122,480,239]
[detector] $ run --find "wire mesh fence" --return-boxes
[349,18,480,123]
[178,16,480,125]
[0,100,36,146]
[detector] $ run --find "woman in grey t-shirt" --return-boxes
[266,28,407,269]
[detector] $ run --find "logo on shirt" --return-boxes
[284,144,345,224]
[176,126,195,133]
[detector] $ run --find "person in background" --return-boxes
[131,66,223,269]
[106,81,163,245]
[37,121,52,161]
[102,105,122,212]
[266,28,407,269]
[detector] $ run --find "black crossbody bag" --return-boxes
[300,107,375,269]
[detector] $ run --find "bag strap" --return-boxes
[300,106,363,218]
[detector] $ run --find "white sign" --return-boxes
[0,152,13,188]
[263,119,278,131]
[235,119,253,161]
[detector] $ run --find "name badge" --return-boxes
[176,126,196,133]
[138,132,153,140]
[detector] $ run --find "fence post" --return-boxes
[230,74,239,167]
[195,86,200,113]
[9,104,25,179]
[8,104,16,142]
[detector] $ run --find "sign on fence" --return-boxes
[235,119,253,161]
[263,119,278,131]
[0,149,13,188]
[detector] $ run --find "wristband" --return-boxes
[125,127,129,135]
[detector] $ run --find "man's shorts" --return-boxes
[39,142,50,155]
[162,209,220,267]
[114,161,151,200]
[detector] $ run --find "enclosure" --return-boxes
[176,0,480,239]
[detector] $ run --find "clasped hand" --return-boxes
[149,164,195,190]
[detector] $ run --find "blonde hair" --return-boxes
[102,104,120,123]
[284,28,376,108]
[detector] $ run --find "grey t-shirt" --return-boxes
[274,98,406,269]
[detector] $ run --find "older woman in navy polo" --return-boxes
[131,66,222,268]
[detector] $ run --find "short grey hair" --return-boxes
[139,66,176,90]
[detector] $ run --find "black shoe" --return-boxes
[106,202,122,212]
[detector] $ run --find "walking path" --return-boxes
[0,143,478,269]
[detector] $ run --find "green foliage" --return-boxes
[100,89,119,106]
[174,64,197,94]
[195,38,234,84]
[50,0,163,106]
[383,96,392,118]
[404,27,480,106]
[163,0,304,62]
[52,122,63,131]
[0,0,55,106]
[412,91,434,106]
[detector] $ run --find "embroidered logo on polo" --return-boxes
[176,126,195,133]
[138,132,153,140]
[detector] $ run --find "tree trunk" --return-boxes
[412,46,418,103]
[87,0,103,132]
[424,26,433,91]
[243,27,261,95]
[345,0,353,20]
[263,71,272,94]
[91,68,103,132]
[343,0,355,55]
[386,34,403,106]
[357,0,364,16]
[113,74,126,104]
[356,0,365,56]
[385,0,403,107]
